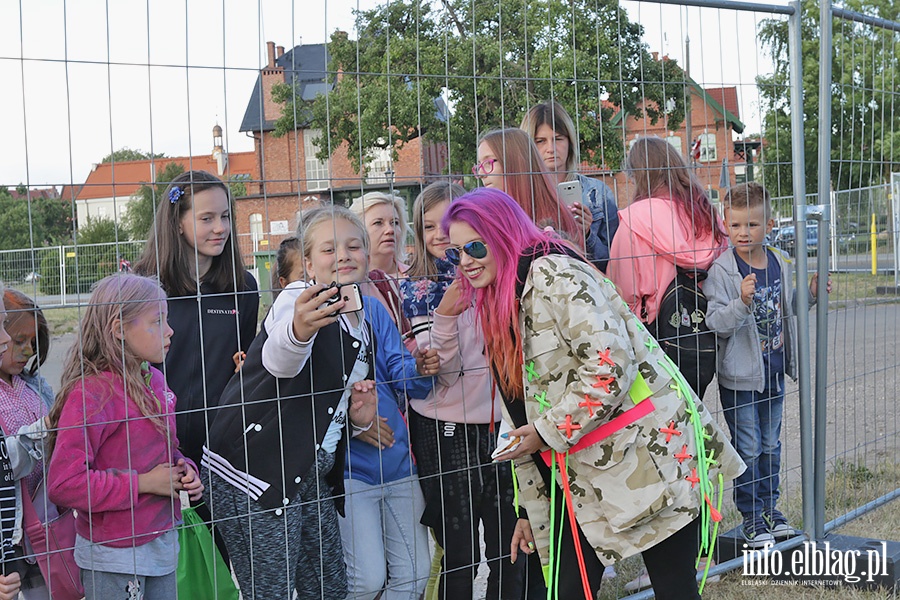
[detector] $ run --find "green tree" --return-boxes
[75,216,125,244]
[0,190,74,250]
[122,162,185,240]
[100,148,166,164]
[757,0,900,198]
[274,0,687,176]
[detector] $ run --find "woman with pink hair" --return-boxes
[442,188,743,600]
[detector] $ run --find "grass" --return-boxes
[41,306,84,336]
[828,272,900,309]
[597,460,900,599]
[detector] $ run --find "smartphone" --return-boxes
[335,283,363,313]
[557,179,583,207]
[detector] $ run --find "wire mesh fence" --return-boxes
[1,0,899,598]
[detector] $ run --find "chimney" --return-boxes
[267,41,276,69]
[276,45,285,58]
[651,51,659,61]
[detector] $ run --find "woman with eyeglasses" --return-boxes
[400,181,535,599]
[442,187,744,600]
[474,128,611,271]
[520,101,620,271]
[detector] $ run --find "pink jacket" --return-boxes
[607,197,726,324]
[409,308,499,425]
[48,368,191,548]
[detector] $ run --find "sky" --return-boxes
[0,0,789,188]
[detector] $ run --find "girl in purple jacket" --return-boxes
[47,274,204,600]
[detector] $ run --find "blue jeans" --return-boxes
[339,475,430,600]
[719,375,784,516]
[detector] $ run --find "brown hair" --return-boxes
[625,137,726,243]
[724,181,771,219]
[478,128,579,240]
[296,205,369,263]
[47,274,169,457]
[134,170,249,296]
[2,289,50,377]
[271,237,303,299]
[407,181,467,279]
[520,101,579,173]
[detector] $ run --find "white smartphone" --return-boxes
[335,283,364,313]
[557,180,583,207]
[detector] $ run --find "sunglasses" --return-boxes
[445,240,488,265]
[471,158,498,177]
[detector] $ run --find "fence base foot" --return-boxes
[875,285,900,295]
[715,529,900,590]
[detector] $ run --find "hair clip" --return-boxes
[168,186,184,204]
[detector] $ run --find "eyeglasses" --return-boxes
[471,158,498,177]
[444,240,488,265]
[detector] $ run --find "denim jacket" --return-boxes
[576,174,619,271]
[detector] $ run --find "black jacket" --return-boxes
[206,319,374,512]
[162,271,259,466]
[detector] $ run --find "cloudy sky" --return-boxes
[0,0,783,187]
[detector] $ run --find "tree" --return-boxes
[274,0,687,176]
[122,162,185,240]
[756,0,900,198]
[100,148,166,164]
[0,190,74,251]
[76,216,125,244]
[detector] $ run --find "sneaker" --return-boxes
[763,508,797,539]
[602,565,617,580]
[742,513,776,548]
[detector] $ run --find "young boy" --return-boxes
[705,182,828,547]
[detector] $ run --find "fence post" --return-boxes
[59,245,67,306]
[788,0,816,542]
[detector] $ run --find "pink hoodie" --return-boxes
[607,196,726,324]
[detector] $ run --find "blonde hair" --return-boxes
[296,206,370,275]
[407,181,466,279]
[348,192,409,264]
[47,274,169,457]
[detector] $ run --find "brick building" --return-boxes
[235,41,447,260]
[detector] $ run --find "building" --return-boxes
[607,80,748,208]
[234,41,448,259]
[61,131,257,227]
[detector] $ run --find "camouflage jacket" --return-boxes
[508,254,744,565]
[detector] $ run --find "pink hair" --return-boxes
[443,188,565,400]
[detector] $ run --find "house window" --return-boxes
[250,213,264,252]
[708,188,721,213]
[666,135,682,153]
[366,147,393,185]
[699,133,717,162]
[304,129,330,192]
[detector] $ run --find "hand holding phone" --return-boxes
[320,282,364,314]
[557,180,583,207]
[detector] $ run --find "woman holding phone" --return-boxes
[474,128,611,270]
[520,101,619,271]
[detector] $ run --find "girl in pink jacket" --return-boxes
[47,274,203,600]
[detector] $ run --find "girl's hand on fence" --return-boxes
[415,347,440,376]
[349,379,378,431]
[809,272,832,298]
[0,571,21,600]
[510,518,536,564]
[355,416,395,449]
[177,458,205,501]
[435,280,466,317]
[138,463,183,499]
[232,351,246,373]
[292,283,342,342]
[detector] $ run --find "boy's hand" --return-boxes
[292,283,343,342]
[349,379,378,431]
[810,272,832,298]
[741,273,757,306]
[138,463,183,499]
[415,347,440,376]
[177,458,205,502]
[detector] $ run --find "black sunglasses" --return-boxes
[445,240,488,265]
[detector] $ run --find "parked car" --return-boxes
[774,225,818,256]
[24,271,41,283]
